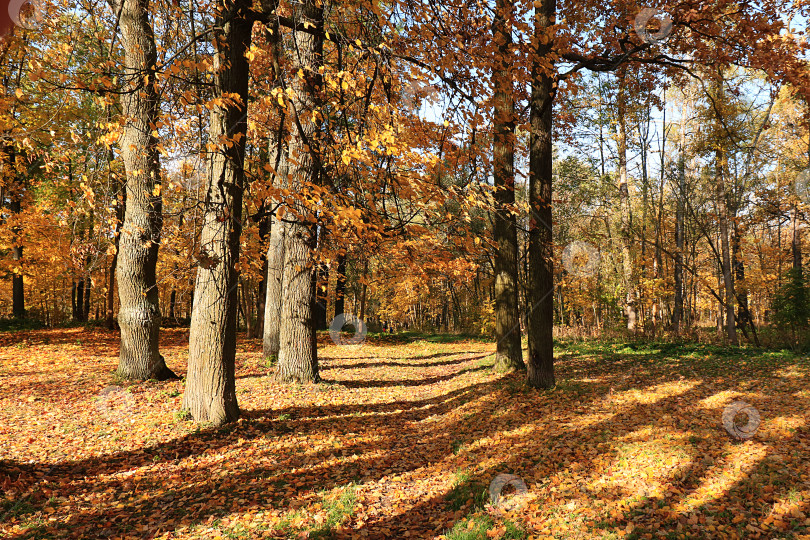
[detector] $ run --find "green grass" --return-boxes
[445,515,526,540]
[0,497,36,521]
[445,471,488,511]
[174,409,192,422]
[309,484,357,539]
[0,318,44,333]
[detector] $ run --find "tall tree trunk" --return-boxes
[168,289,176,321]
[673,156,686,333]
[275,0,323,383]
[106,132,124,330]
[75,279,85,322]
[359,258,368,322]
[183,0,252,424]
[263,214,286,358]
[254,208,271,338]
[491,0,524,371]
[262,15,288,359]
[83,211,93,322]
[792,205,802,273]
[313,260,328,330]
[333,253,347,318]
[9,189,24,319]
[733,217,758,344]
[717,167,737,344]
[109,0,174,379]
[526,0,555,388]
[11,243,23,319]
[713,76,737,345]
[638,104,650,330]
[83,276,91,322]
[312,226,328,330]
[616,68,637,332]
[3,146,25,319]
[106,184,124,329]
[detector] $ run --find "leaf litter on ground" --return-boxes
[0,329,809,539]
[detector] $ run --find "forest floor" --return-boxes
[1,328,810,539]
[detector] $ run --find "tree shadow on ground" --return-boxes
[1,335,808,539]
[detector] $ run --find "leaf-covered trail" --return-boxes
[2,329,810,539]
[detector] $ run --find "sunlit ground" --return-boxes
[1,328,809,539]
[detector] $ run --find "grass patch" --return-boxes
[309,484,357,539]
[445,515,526,540]
[446,471,488,511]
[0,497,36,521]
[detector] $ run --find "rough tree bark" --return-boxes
[109,0,175,380]
[491,0,524,371]
[263,213,286,358]
[275,0,323,383]
[183,0,252,424]
[526,0,555,388]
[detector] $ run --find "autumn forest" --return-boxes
[1,0,810,537]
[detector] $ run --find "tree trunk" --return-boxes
[333,254,347,318]
[106,112,123,331]
[277,220,319,382]
[491,0,524,371]
[313,259,328,330]
[526,0,555,389]
[106,232,120,329]
[240,278,254,338]
[83,277,91,322]
[616,68,637,332]
[262,15,288,358]
[75,279,85,322]
[715,146,737,344]
[11,243,23,319]
[109,0,174,380]
[673,154,686,333]
[359,258,368,322]
[255,208,271,338]
[733,217,758,344]
[168,288,176,321]
[4,146,25,319]
[275,0,323,384]
[183,0,252,424]
[792,205,802,273]
[263,214,286,358]
[10,191,23,320]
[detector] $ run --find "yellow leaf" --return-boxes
[15,88,23,99]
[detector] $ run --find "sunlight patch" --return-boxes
[678,442,768,513]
